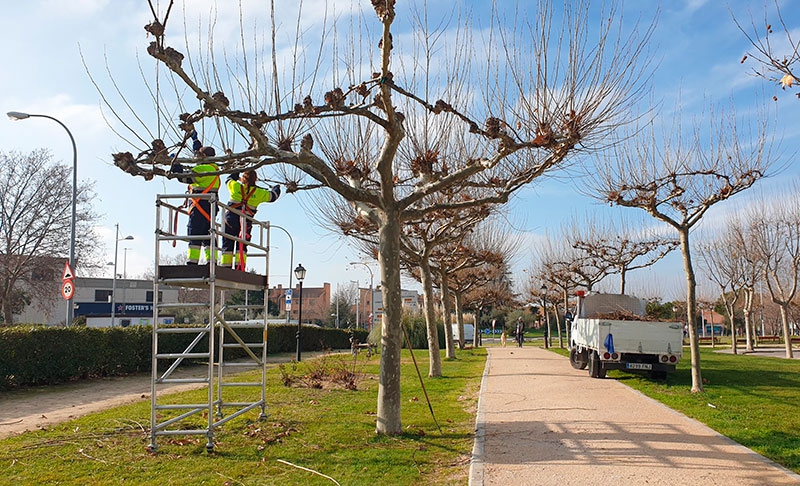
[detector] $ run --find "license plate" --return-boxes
[626,363,652,370]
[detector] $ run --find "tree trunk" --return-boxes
[1,283,16,326]
[376,211,404,435]
[440,271,457,356]
[679,227,704,392]
[454,291,466,349]
[778,303,794,359]
[619,268,627,295]
[562,288,571,345]
[743,288,754,352]
[419,258,443,377]
[727,301,738,355]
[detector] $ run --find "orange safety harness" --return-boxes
[230,185,257,271]
[171,176,220,247]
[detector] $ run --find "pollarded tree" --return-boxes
[568,214,678,294]
[748,190,800,359]
[108,0,654,434]
[436,217,520,351]
[696,231,745,354]
[0,150,100,325]
[587,103,776,392]
[725,215,764,352]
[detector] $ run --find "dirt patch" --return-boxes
[0,351,333,439]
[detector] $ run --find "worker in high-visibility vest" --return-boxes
[170,132,221,264]
[220,170,280,270]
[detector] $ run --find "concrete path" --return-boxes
[470,346,800,485]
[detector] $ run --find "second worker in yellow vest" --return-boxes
[221,170,281,270]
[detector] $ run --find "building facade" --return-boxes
[16,277,179,327]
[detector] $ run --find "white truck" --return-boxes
[569,292,683,379]
[453,324,475,344]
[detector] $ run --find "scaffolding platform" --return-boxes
[148,193,274,453]
[157,264,267,290]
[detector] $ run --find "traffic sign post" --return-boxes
[62,261,75,281]
[61,280,75,300]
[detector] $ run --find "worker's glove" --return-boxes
[271,184,282,198]
[170,161,184,174]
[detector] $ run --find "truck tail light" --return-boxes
[669,355,678,363]
[660,355,669,363]
[611,352,619,360]
[603,352,611,360]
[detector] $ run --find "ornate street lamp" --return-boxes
[294,263,306,361]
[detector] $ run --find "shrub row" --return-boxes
[0,324,367,390]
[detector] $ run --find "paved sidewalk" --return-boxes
[470,346,800,485]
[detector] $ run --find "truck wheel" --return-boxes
[589,351,606,379]
[569,348,587,370]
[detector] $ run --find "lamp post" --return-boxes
[110,224,134,327]
[294,263,306,361]
[350,280,361,329]
[349,261,375,330]
[269,224,294,325]
[8,111,77,325]
[541,284,549,349]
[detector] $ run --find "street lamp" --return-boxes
[540,284,549,349]
[111,224,134,327]
[349,261,375,330]
[8,111,77,325]
[294,263,306,361]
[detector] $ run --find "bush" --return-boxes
[368,313,445,349]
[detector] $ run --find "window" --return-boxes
[146,291,162,302]
[95,290,113,302]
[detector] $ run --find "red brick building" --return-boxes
[268,283,331,324]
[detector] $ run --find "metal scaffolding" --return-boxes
[148,193,272,453]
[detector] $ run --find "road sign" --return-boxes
[285,299,292,312]
[61,280,75,300]
[285,289,292,297]
[62,261,75,281]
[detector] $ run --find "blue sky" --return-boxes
[0,1,797,299]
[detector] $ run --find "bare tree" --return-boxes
[734,1,799,99]
[0,150,100,325]
[569,214,678,294]
[725,214,764,351]
[749,190,800,359]
[696,231,744,354]
[439,218,520,350]
[108,0,653,434]
[539,232,610,293]
[587,103,775,392]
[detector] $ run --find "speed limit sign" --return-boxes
[62,280,75,300]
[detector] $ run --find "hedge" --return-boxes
[0,324,367,390]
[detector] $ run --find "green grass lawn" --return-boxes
[0,349,486,485]
[5,344,800,483]
[550,345,800,473]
